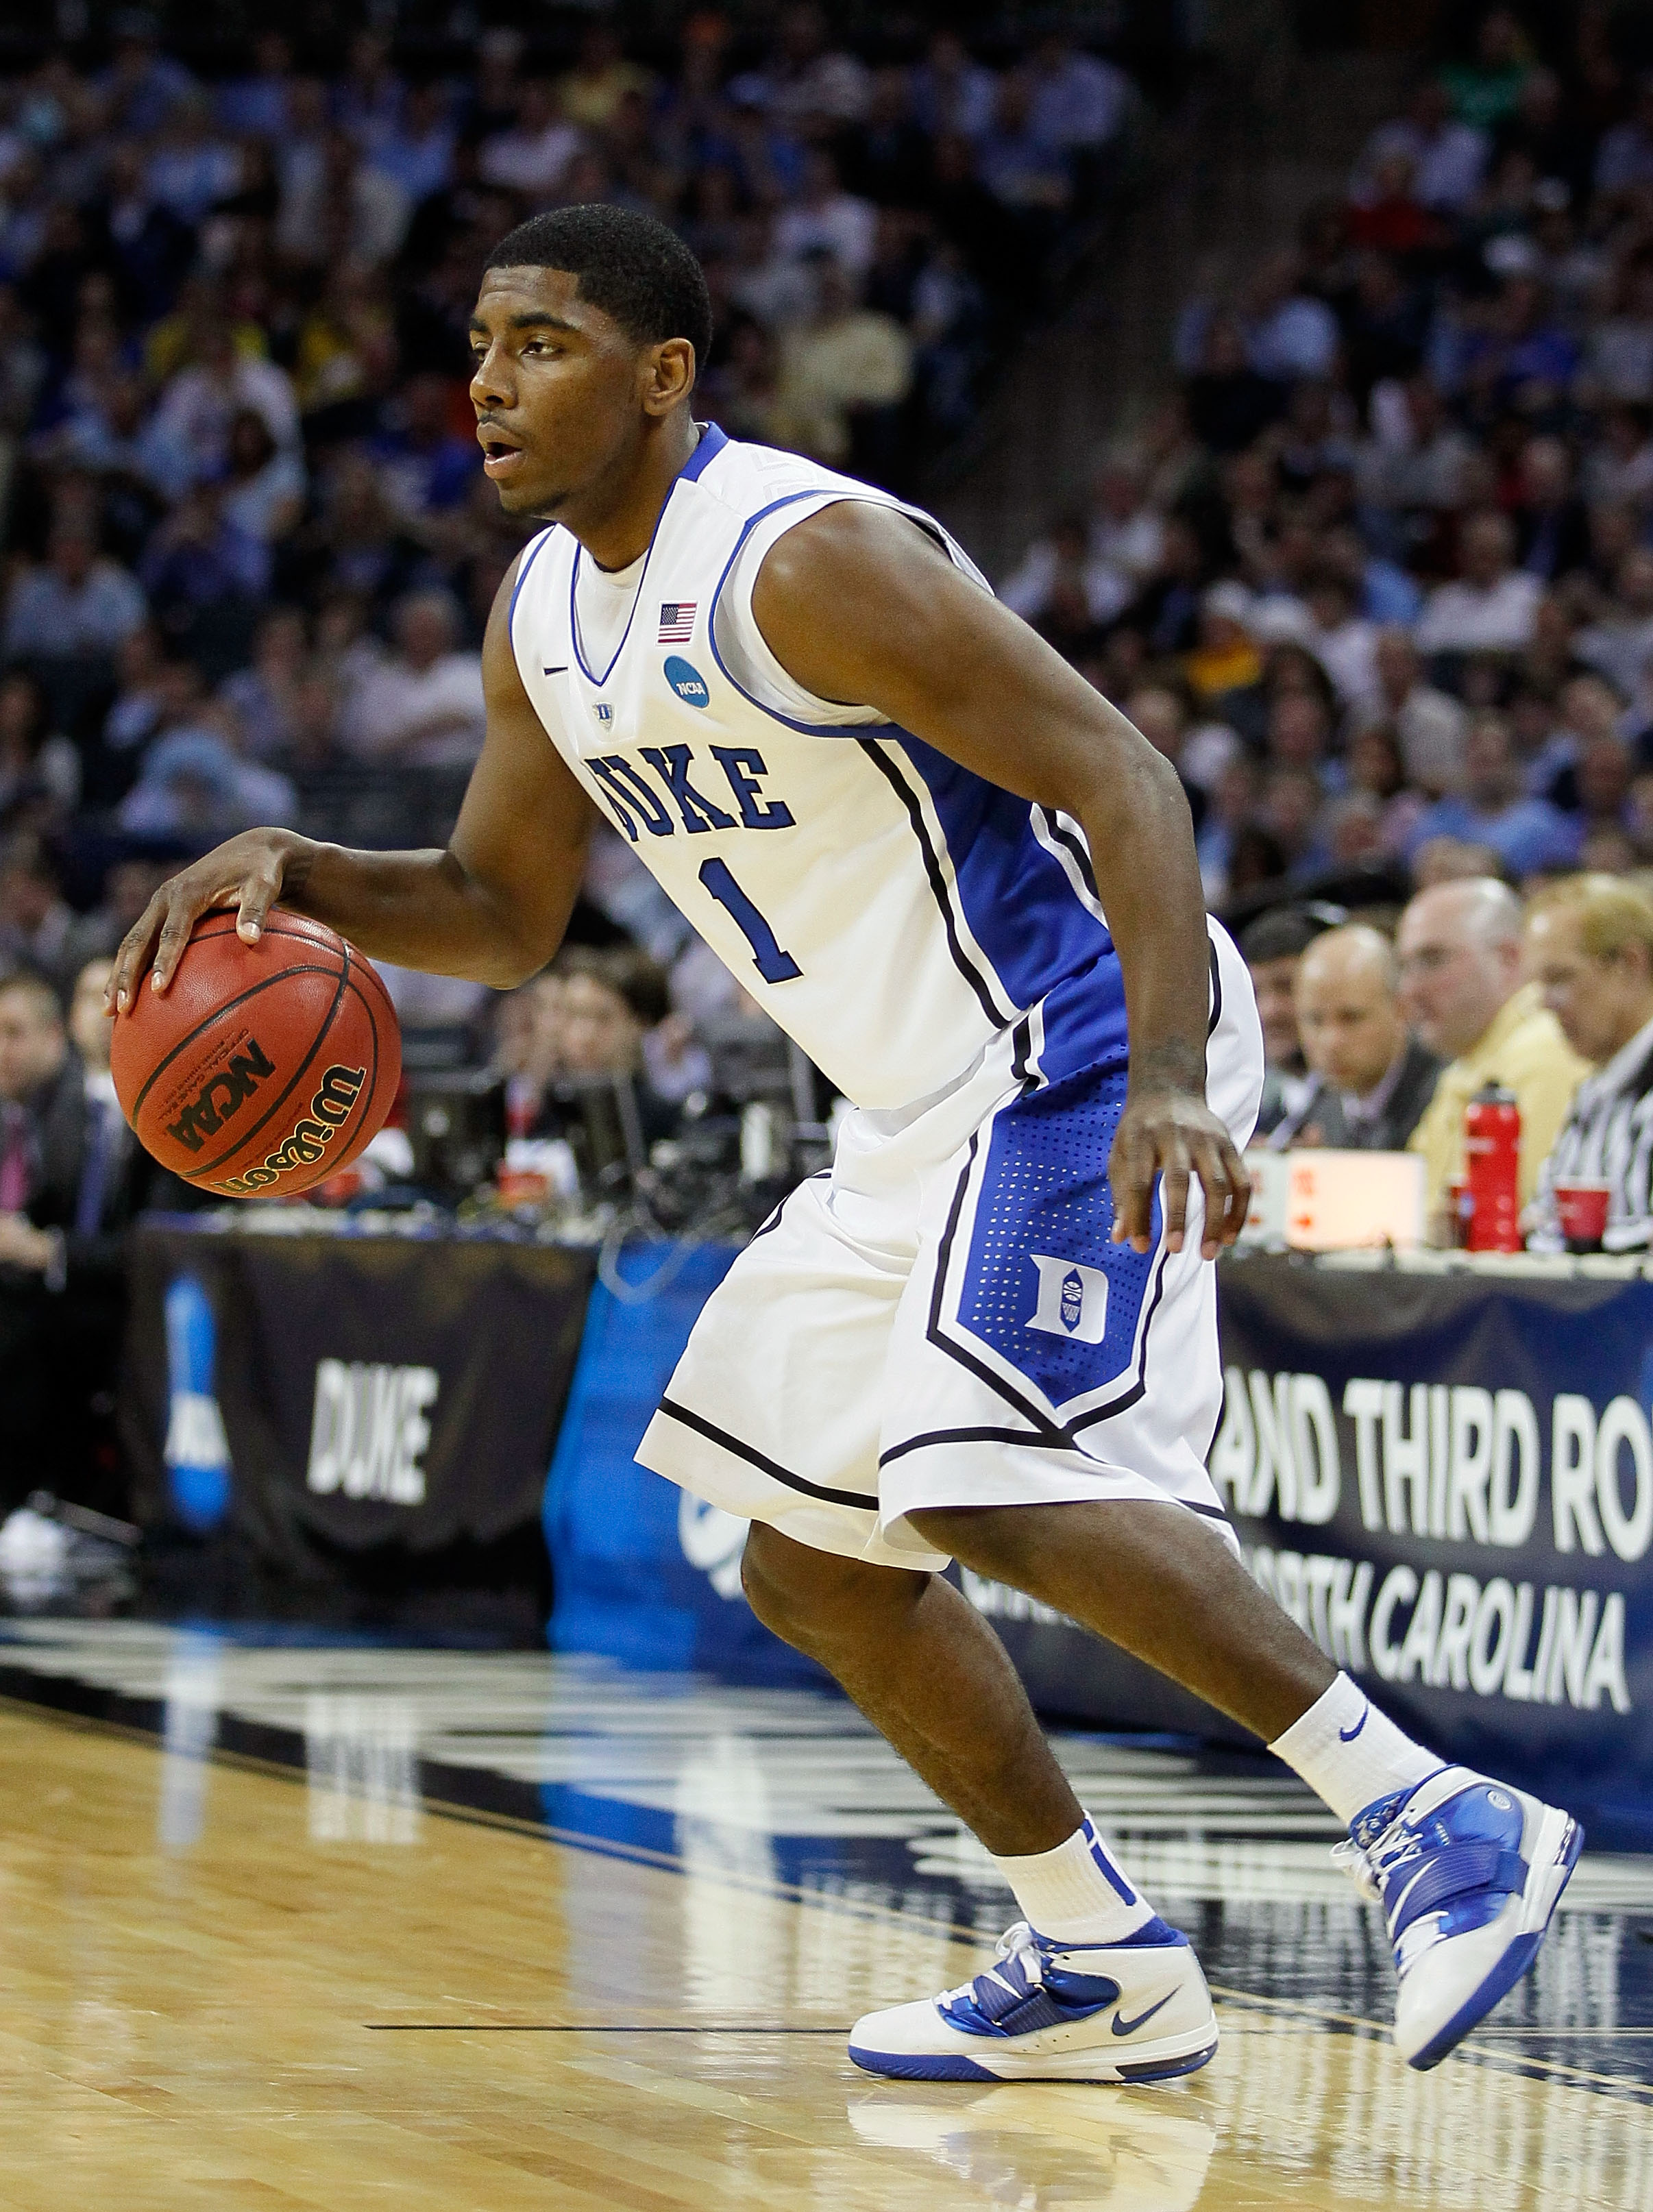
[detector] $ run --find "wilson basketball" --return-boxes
[110,911,402,1198]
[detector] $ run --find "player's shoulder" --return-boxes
[691,429,895,519]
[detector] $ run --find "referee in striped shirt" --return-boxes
[1526,874,1653,1252]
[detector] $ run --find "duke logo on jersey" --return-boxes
[1027,1255,1110,1344]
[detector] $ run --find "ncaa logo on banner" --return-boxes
[1027,1254,1110,1344]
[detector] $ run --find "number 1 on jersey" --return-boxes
[698,857,803,983]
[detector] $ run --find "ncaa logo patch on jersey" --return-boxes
[1027,1255,1110,1344]
[663,655,709,708]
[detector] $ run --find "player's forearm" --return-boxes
[281,837,556,987]
[1074,738,1212,1098]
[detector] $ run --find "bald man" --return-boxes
[1397,878,1589,1229]
[1293,925,1443,1152]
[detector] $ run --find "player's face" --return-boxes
[468,267,655,519]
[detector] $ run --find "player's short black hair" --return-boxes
[485,205,714,373]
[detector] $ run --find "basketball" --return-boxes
[110,911,401,1199]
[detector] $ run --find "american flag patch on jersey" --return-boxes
[658,601,696,642]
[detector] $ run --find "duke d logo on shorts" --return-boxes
[1027,1255,1110,1344]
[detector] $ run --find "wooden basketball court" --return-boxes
[0,1625,1646,2210]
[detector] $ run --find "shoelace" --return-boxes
[940,1921,1044,2013]
[1333,1807,1526,1973]
[1330,1834,1383,1905]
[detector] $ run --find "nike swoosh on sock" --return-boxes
[1339,1708,1369,1742]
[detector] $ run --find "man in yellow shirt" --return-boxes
[1397,877,1589,1236]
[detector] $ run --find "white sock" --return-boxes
[1270,1672,1440,1826]
[992,1814,1155,1946]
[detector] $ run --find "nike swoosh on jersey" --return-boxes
[1339,1708,1369,1742]
[1111,1989,1177,2037]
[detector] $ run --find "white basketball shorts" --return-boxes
[637,924,1264,1572]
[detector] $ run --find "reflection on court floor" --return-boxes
[0,1620,1649,2209]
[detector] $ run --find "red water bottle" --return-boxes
[1463,1081,1521,1252]
[505,1073,537,1142]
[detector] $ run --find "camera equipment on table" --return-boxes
[405,1071,507,1196]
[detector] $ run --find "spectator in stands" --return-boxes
[1356,627,1467,794]
[71,858,168,971]
[545,944,684,1150]
[1443,8,1530,129]
[3,519,145,665]
[1526,874,1653,1250]
[1354,76,1488,213]
[346,590,485,769]
[1001,515,1129,637]
[1239,905,1329,1141]
[1025,29,1130,165]
[218,607,308,761]
[220,408,306,549]
[477,77,583,201]
[0,672,76,828]
[138,482,269,674]
[0,963,193,1510]
[774,151,877,280]
[1245,251,1340,386]
[1595,72,1653,202]
[772,263,913,474]
[1397,876,1589,1232]
[911,30,996,141]
[117,698,296,843]
[0,834,105,998]
[1415,511,1541,659]
[1186,582,1263,707]
[149,319,299,480]
[1408,711,1578,878]
[1086,448,1164,584]
[1290,923,1441,1150]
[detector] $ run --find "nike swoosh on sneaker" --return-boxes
[1339,1708,1368,1742]
[1112,1989,1177,2038]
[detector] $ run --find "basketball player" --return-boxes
[110,208,1579,2083]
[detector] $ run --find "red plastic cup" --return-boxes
[1554,1181,1612,1251]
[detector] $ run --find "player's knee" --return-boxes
[741,1521,922,1647]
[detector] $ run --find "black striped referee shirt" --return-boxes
[1530,1013,1653,1252]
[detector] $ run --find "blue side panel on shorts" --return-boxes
[954,1068,1164,1412]
[892,735,1124,1064]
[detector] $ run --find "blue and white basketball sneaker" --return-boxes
[847,1917,1219,2084]
[1334,1765,1583,2070]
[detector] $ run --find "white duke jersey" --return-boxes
[509,424,1133,1112]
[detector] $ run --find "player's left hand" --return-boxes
[1110,1090,1250,1262]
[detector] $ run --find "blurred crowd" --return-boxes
[1001,5,1653,920]
[0,5,1142,1079]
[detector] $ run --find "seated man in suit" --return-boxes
[1289,923,1441,1151]
[0,961,197,1514]
[1240,905,1332,1141]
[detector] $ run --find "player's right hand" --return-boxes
[106,828,313,1013]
